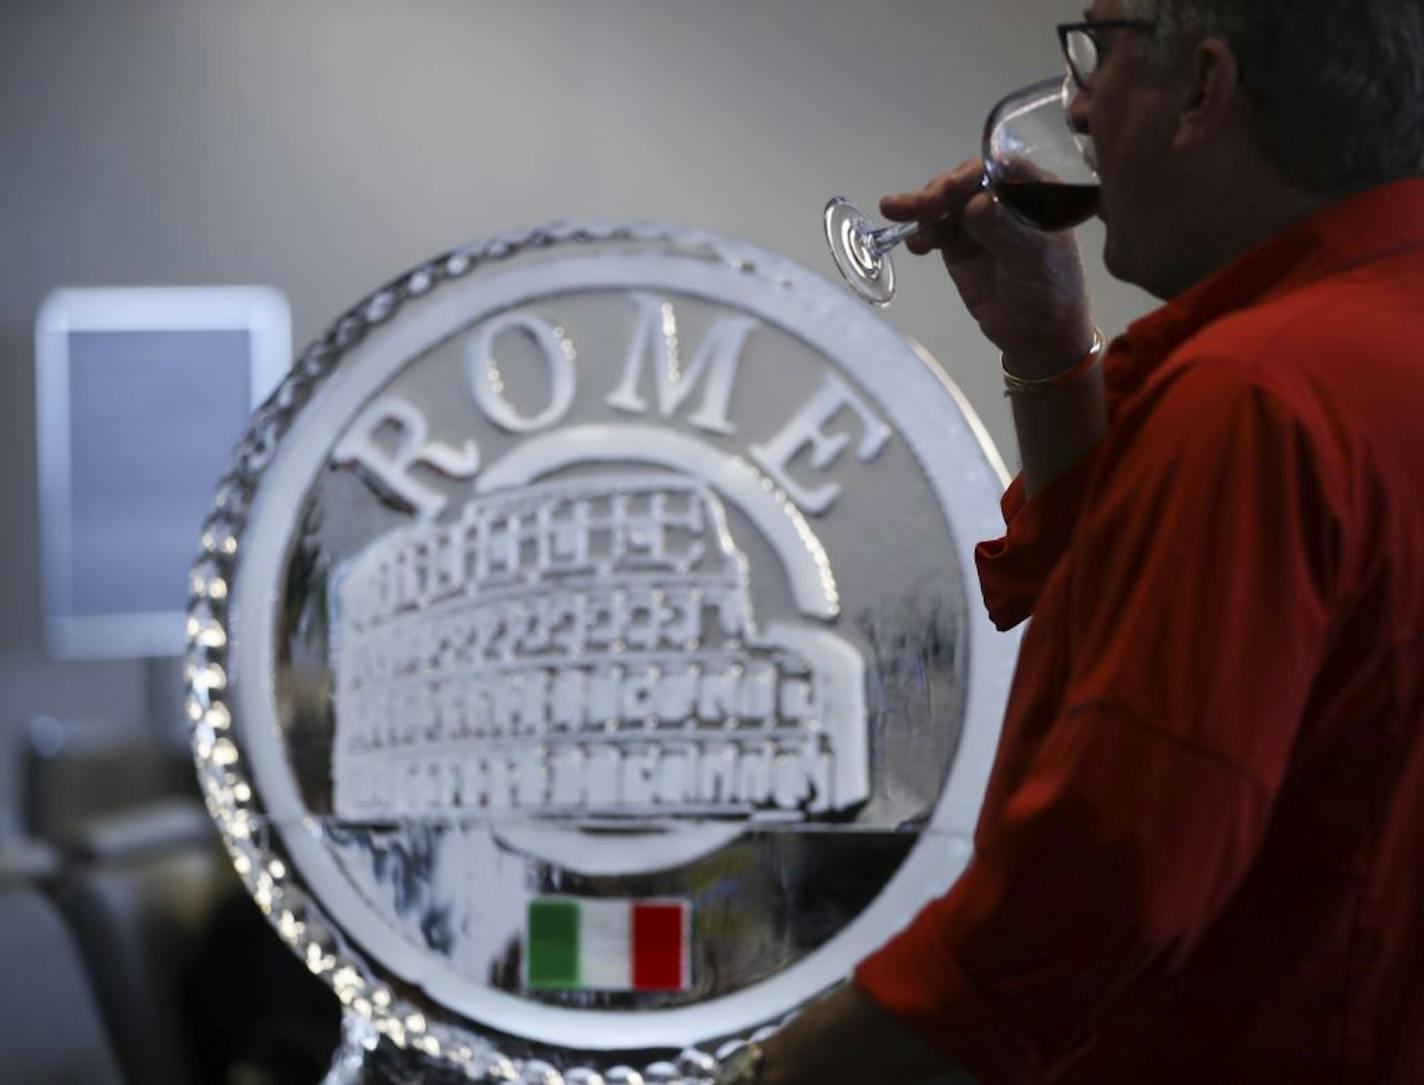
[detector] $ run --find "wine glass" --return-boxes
[824,74,1099,306]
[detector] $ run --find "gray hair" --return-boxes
[1125,0,1424,193]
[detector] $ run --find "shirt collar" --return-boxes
[1107,177,1424,400]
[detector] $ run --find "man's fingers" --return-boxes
[962,189,1040,253]
[903,222,944,255]
[905,217,971,257]
[905,190,1000,260]
[878,190,925,222]
[960,191,1001,243]
[879,160,984,223]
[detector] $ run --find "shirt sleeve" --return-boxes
[974,447,1102,632]
[856,362,1343,1082]
[976,338,1160,632]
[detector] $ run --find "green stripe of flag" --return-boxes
[527,898,580,988]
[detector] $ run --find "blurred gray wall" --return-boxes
[0,1,1154,800]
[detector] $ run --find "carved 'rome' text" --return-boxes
[330,294,891,521]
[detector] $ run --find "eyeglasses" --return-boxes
[1057,19,1158,88]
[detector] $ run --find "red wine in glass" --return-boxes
[993,180,1099,231]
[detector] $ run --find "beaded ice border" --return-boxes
[184,222,816,1085]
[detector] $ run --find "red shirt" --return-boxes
[855,179,1424,1083]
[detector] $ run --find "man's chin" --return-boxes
[1104,239,1176,300]
[1102,232,1144,292]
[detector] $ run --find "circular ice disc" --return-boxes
[186,221,1019,1079]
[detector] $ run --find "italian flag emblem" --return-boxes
[526,897,692,992]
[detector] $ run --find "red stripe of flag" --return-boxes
[631,901,686,991]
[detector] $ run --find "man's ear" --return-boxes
[1172,37,1242,151]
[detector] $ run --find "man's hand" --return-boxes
[753,983,974,1085]
[881,160,1095,379]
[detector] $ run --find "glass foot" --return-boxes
[824,197,896,306]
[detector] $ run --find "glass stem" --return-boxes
[865,220,921,258]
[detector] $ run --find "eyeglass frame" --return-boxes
[1056,19,1159,89]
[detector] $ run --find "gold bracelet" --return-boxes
[1002,329,1105,397]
